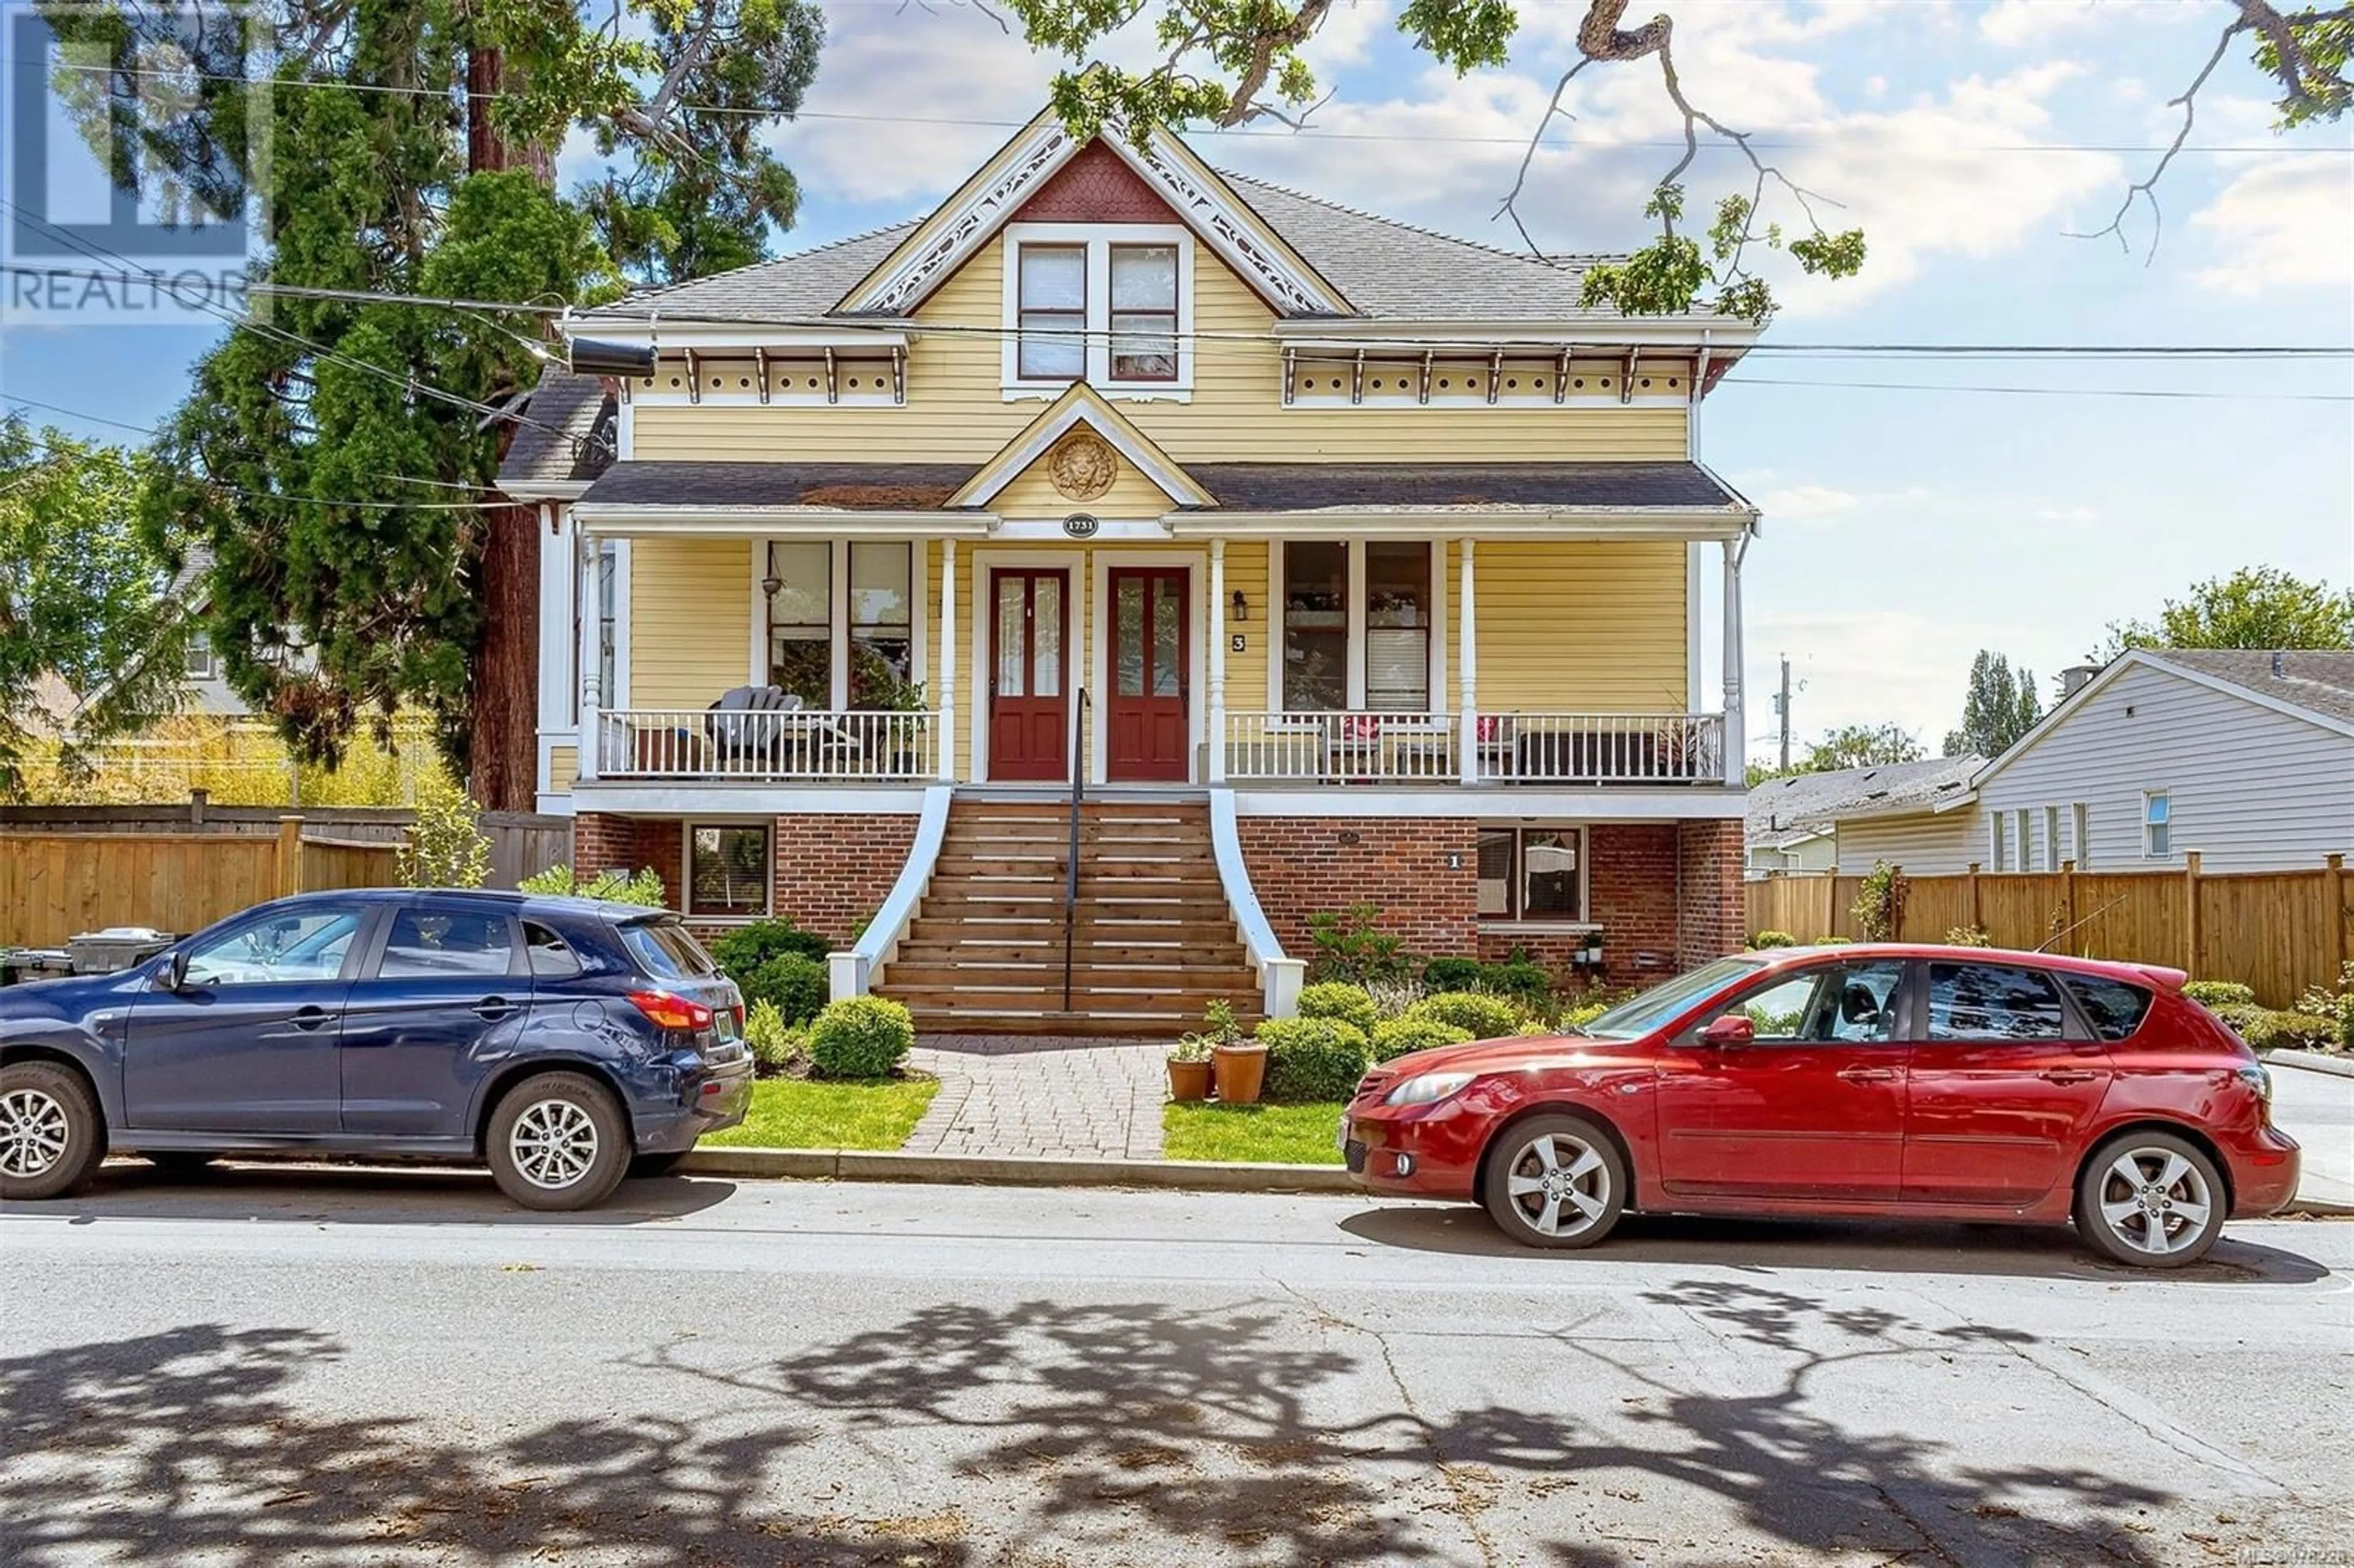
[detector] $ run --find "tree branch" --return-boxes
[1495,58,1594,257]
[1215,0,1334,126]
[2067,12,2240,257]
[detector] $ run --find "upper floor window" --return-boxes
[2143,790,2171,858]
[1004,226,1192,394]
[184,631,215,680]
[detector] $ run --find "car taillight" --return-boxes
[627,990,714,1032]
[732,1002,746,1033]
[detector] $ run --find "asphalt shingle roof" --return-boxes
[580,224,920,324]
[498,370,617,490]
[2147,649,2354,728]
[579,462,975,510]
[1745,755,1983,848]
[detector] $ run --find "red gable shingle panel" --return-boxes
[1010,140,1180,225]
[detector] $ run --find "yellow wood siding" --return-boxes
[629,537,753,707]
[546,745,576,794]
[628,237,1690,466]
[991,446,1180,519]
[1221,541,1268,715]
[1472,541,1687,711]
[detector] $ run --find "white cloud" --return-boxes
[2189,158,2354,298]
[1979,0,2100,49]
[2035,503,2100,523]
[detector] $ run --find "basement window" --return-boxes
[1477,827,1588,924]
[686,824,772,920]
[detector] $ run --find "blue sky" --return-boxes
[4,0,2349,763]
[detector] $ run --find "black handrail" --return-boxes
[1062,688,1090,1014]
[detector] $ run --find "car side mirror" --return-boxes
[1699,1014,1755,1048]
[157,951,188,992]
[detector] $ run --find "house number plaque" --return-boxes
[1062,512,1100,539]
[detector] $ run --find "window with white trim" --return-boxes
[687,824,771,919]
[2044,805,2061,871]
[2073,802,2090,869]
[2143,790,2171,858]
[1477,827,1587,924]
[1004,225,1194,392]
[184,631,215,680]
[762,540,918,710]
[1990,812,2008,872]
[1275,540,1440,713]
[2015,809,2033,874]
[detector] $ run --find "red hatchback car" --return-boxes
[1344,945,2299,1266]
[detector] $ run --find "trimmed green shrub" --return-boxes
[742,1000,802,1075]
[2294,962,2354,1049]
[1305,902,1412,983]
[1481,958,1554,1011]
[2184,980,2256,1010]
[1561,1001,1612,1030]
[1255,1016,1372,1103]
[1944,925,1992,948]
[808,996,915,1079]
[519,864,666,907]
[711,918,831,975]
[1297,982,1379,1038]
[1422,956,1485,993]
[2239,1010,2342,1053]
[2210,1002,2264,1035]
[1747,930,1798,950]
[1409,991,1522,1041]
[1372,1016,1472,1062]
[741,953,829,1026]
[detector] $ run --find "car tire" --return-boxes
[485,1072,630,1212]
[627,1150,690,1181]
[0,1060,107,1201]
[143,1151,221,1176]
[2075,1130,2226,1268]
[1480,1113,1628,1251]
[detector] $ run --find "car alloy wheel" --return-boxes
[0,1087,67,1179]
[508,1098,602,1190]
[1480,1113,1628,1250]
[2092,1144,2216,1260]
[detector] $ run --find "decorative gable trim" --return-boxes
[947,382,1213,510]
[838,111,1349,319]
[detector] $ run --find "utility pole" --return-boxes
[1775,656,1794,772]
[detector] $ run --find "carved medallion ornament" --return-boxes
[1048,432,1118,502]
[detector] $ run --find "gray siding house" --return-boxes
[1822,650,2354,877]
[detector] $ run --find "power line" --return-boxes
[1716,376,2354,402]
[53,59,2354,156]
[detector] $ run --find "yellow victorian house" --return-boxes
[499,110,1763,1033]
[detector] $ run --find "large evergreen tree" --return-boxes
[41,1,823,805]
[1942,651,2043,759]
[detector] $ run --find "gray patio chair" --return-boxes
[704,686,799,771]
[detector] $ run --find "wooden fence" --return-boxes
[1,818,403,948]
[1746,853,2353,1008]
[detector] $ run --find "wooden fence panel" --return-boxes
[479,812,572,890]
[1973,873,2068,951]
[1744,877,1834,940]
[299,836,402,894]
[2201,870,2334,1005]
[1900,878,1973,942]
[1,832,281,947]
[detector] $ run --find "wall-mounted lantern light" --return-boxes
[1231,589,1248,623]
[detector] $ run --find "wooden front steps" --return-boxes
[878,796,1261,1038]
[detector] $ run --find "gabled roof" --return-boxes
[946,382,1213,509]
[1744,755,1982,845]
[578,223,920,324]
[497,370,619,493]
[1970,647,2354,793]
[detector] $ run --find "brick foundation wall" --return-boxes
[1236,816,1479,959]
[574,813,684,913]
[771,813,918,946]
[1677,817,1745,969]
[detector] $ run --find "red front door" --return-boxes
[989,568,1069,782]
[1651,956,1911,1203]
[1107,567,1189,782]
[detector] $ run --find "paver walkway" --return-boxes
[904,1035,1167,1159]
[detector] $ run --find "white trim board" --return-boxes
[1229,789,1745,819]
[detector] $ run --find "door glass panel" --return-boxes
[1115,576,1146,698]
[996,576,1027,698]
[182,905,365,987]
[1032,577,1062,698]
[1152,578,1181,696]
[379,907,514,980]
[1282,541,1347,711]
[1927,962,2069,1041]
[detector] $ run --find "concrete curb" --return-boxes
[2266,1048,2354,1080]
[677,1146,1357,1194]
[2285,1196,2354,1218]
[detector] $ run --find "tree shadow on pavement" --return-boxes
[1340,1203,2334,1283]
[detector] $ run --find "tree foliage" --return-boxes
[1942,650,2043,759]
[2101,566,2354,657]
[1006,0,2345,321]
[1800,723,1925,774]
[40,0,824,783]
[0,418,191,799]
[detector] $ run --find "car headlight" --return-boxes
[2236,1064,2272,1105]
[1385,1071,1475,1107]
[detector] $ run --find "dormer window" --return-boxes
[1003,224,1193,396]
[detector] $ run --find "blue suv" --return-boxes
[0,889,752,1210]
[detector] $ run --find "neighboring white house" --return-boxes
[1744,755,1979,878]
[1816,650,2354,877]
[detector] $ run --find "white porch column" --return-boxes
[576,522,601,784]
[1208,538,1227,783]
[1457,539,1478,785]
[1721,535,1746,787]
[937,538,958,782]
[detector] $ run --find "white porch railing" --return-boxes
[1219,710,1726,785]
[590,708,938,782]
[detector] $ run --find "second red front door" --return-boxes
[989,568,1069,782]
[1107,568,1189,782]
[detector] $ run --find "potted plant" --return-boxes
[1200,1000,1267,1106]
[1167,1033,1213,1102]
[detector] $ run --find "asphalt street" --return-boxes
[3,1167,2348,1568]
[2269,1059,2353,1208]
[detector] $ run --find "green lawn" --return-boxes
[1162,1101,1347,1165]
[703,1076,939,1151]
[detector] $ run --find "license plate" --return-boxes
[1335,1114,1350,1151]
[714,1008,739,1040]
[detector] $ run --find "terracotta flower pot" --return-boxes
[1211,1043,1268,1106]
[1167,1057,1213,1102]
